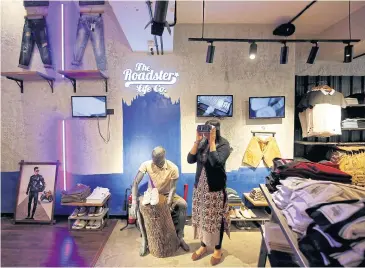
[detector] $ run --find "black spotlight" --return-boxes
[280,43,289,64]
[206,42,215,63]
[307,43,319,64]
[249,42,257,60]
[344,44,353,63]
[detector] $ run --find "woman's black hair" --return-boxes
[205,119,221,143]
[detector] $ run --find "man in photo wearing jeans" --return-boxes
[26,166,46,219]
[131,146,189,256]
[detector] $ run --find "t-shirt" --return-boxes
[139,160,179,195]
[298,90,347,111]
[23,1,49,7]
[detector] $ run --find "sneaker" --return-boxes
[240,208,252,219]
[88,207,96,217]
[70,208,79,219]
[77,220,88,229]
[78,207,88,216]
[94,207,104,217]
[86,220,95,229]
[150,188,159,206]
[142,189,152,206]
[229,209,236,219]
[235,208,243,219]
[248,209,257,218]
[72,219,81,229]
[91,219,103,230]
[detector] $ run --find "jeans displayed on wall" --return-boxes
[72,14,107,71]
[18,17,53,69]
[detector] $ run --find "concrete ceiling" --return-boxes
[111,0,365,60]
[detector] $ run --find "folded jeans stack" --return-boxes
[263,222,294,253]
[86,187,110,203]
[299,199,365,267]
[61,183,91,203]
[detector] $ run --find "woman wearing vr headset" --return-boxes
[187,119,231,266]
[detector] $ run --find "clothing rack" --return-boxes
[251,131,276,137]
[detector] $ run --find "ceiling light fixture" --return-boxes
[280,43,289,64]
[206,42,215,63]
[307,42,319,64]
[344,43,353,63]
[249,42,257,60]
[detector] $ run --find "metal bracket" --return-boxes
[6,76,24,93]
[46,79,54,93]
[64,75,77,93]
[105,79,108,92]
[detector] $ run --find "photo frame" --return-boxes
[14,160,60,224]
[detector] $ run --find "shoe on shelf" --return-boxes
[239,208,252,219]
[150,188,159,206]
[78,207,88,216]
[235,208,243,219]
[94,207,104,217]
[72,219,81,229]
[70,208,80,219]
[248,209,257,218]
[91,219,104,230]
[142,189,152,206]
[88,207,96,217]
[229,209,236,219]
[86,220,95,229]
[77,220,88,229]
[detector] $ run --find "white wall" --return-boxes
[1,0,362,176]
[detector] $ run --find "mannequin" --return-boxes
[71,0,107,72]
[19,1,53,69]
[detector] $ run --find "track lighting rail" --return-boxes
[188,38,361,43]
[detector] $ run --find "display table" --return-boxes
[61,194,111,231]
[258,184,309,267]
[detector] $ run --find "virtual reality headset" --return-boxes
[197,125,212,133]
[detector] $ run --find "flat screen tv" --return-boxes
[71,96,107,118]
[197,95,233,117]
[249,96,285,119]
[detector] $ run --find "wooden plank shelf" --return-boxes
[58,70,108,93]
[244,193,268,207]
[61,194,111,207]
[1,71,55,93]
[295,141,365,146]
[346,104,365,107]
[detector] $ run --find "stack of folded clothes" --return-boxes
[86,186,110,203]
[266,158,352,193]
[342,118,359,128]
[226,187,242,205]
[299,199,365,267]
[61,183,91,203]
[249,187,265,202]
[263,222,294,253]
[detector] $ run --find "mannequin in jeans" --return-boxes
[131,147,190,256]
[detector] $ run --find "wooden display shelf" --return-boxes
[346,104,365,107]
[295,141,365,146]
[58,70,108,93]
[1,71,55,93]
[61,194,111,207]
[342,128,365,131]
[244,193,269,207]
[68,208,109,220]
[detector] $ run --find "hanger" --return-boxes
[251,131,276,137]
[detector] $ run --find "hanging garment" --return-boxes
[242,136,281,168]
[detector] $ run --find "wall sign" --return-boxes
[123,63,179,95]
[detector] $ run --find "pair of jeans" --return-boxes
[27,191,39,217]
[170,194,187,239]
[72,14,106,71]
[19,17,53,69]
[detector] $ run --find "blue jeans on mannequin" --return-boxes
[72,14,107,71]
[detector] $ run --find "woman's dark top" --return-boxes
[187,137,231,192]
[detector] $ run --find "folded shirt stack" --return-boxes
[345,98,359,105]
[61,183,91,203]
[226,187,242,204]
[263,222,294,254]
[249,187,265,202]
[299,199,365,267]
[86,186,110,203]
[342,118,359,128]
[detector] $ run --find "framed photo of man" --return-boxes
[14,161,60,224]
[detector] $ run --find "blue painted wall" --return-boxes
[1,92,270,216]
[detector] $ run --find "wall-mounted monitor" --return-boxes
[249,96,285,119]
[71,96,107,118]
[197,95,233,117]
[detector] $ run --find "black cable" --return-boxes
[97,115,111,144]
[349,1,352,40]
[169,0,177,27]
[201,0,205,38]
[160,35,164,55]
[289,1,317,23]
